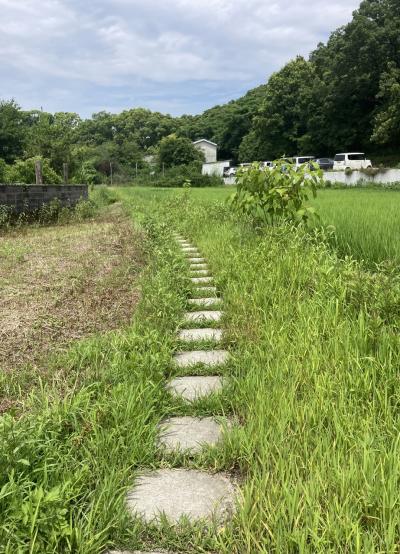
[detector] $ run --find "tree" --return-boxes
[241,57,317,160]
[158,135,204,168]
[372,63,400,145]
[0,100,26,163]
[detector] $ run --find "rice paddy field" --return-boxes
[1,184,400,553]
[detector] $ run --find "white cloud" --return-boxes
[0,0,361,115]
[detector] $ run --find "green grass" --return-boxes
[2,184,400,553]
[118,186,400,552]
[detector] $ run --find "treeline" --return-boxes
[0,0,399,184]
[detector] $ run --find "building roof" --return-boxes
[193,139,218,147]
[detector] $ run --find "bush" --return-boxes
[72,160,102,185]
[134,163,223,187]
[5,157,62,184]
[231,160,324,225]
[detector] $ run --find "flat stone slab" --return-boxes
[189,298,221,307]
[158,416,224,452]
[184,310,223,323]
[190,263,208,270]
[189,257,206,263]
[182,247,198,252]
[107,551,167,554]
[195,286,217,294]
[191,277,213,284]
[178,328,223,342]
[126,469,235,524]
[173,350,229,368]
[190,269,210,276]
[167,376,224,401]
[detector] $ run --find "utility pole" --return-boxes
[63,163,69,184]
[162,162,165,177]
[35,160,43,185]
[135,162,138,178]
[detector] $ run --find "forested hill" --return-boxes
[1,0,399,183]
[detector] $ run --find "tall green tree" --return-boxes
[0,100,26,163]
[158,135,204,168]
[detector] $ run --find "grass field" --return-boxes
[177,185,400,266]
[1,185,400,553]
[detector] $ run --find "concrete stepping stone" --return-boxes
[189,257,206,263]
[189,298,221,307]
[178,328,223,341]
[107,551,167,554]
[182,247,198,252]
[167,375,224,401]
[173,350,229,368]
[190,263,208,270]
[158,416,224,453]
[126,468,235,524]
[195,286,217,294]
[184,310,223,323]
[191,276,213,284]
[190,269,210,276]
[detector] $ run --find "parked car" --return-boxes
[223,167,237,177]
[293,156,316,169]
[261,161,274,169]
[333,153,372,171]
[316,158,334,171]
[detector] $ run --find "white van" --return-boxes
[293,156,315,169]
[333,153,372,171]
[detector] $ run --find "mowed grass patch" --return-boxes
[120,186,400,553]
[0,203,144,406]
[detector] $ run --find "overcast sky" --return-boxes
[0,0,360,117]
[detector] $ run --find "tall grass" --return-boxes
[122,186,400,552]
[313,188,400,266]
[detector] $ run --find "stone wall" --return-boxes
[0,184,88,213]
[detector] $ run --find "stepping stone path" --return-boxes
[126,469,235,524]
[188,297,221,307]
[191,276,213,284]
[179,328,222,341]
[121,234,234,552]
[173,349,229,368]
[158,416,225,453]
[184,310,223,323]
[167,375,225,401]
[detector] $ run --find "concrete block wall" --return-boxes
[0,185,88,213]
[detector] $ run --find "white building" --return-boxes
[202,160,232,177]
[193,139,217,163]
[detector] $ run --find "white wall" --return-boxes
[324,169,400,185]
[202,161,230,176]
[195,142,217,163]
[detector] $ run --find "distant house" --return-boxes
[193,139,217,164]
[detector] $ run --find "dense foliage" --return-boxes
[231,161,323,224]
[0,0,399,184]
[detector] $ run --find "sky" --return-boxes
[0,0,361,118]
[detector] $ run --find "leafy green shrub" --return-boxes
[0,159,7,182]
[73,199,96,221]
[135,163,223,187]
[72,161,102,185]
[5,157,62,184]
[231,160,324,225]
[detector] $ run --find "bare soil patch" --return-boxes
[0,203,144,376]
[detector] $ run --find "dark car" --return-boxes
[316,158,334,171]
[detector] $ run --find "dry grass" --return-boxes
[0,203,144,375]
